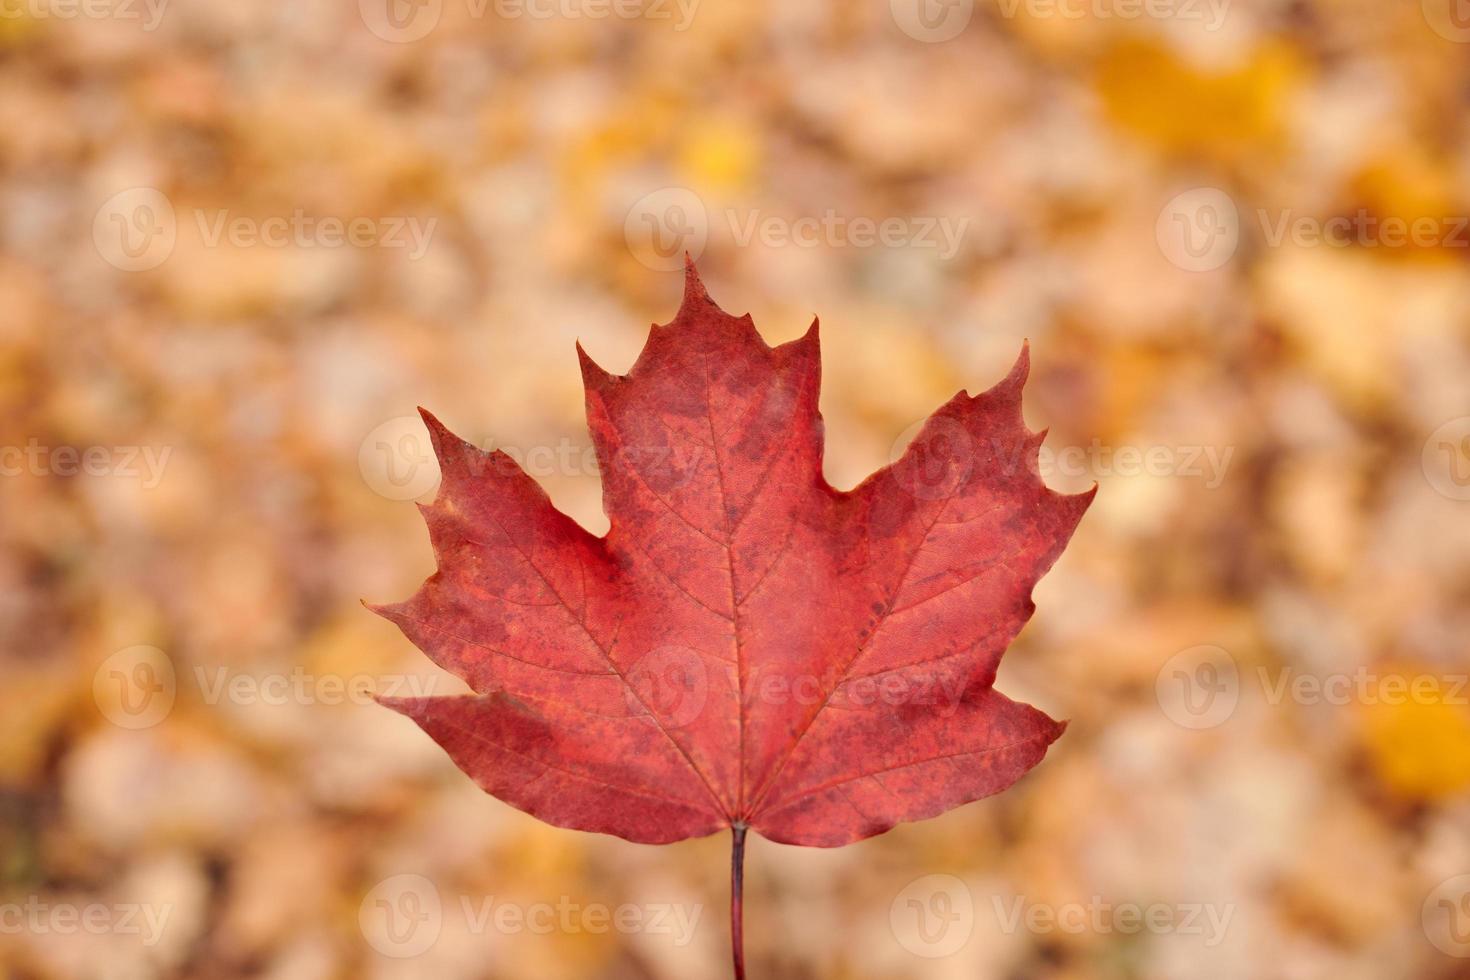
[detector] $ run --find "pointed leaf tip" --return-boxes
[576,340,617,390]
[1004,341,1031,389]
[681,255,713,311]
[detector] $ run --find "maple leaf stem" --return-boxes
[730,821,748,980]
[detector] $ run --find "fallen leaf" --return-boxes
[370,260,1092,975]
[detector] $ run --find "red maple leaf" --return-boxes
[370,260,1092,977]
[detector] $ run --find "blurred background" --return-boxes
[2,0,1470,977]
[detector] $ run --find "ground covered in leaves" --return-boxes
[1,1,1469,978]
